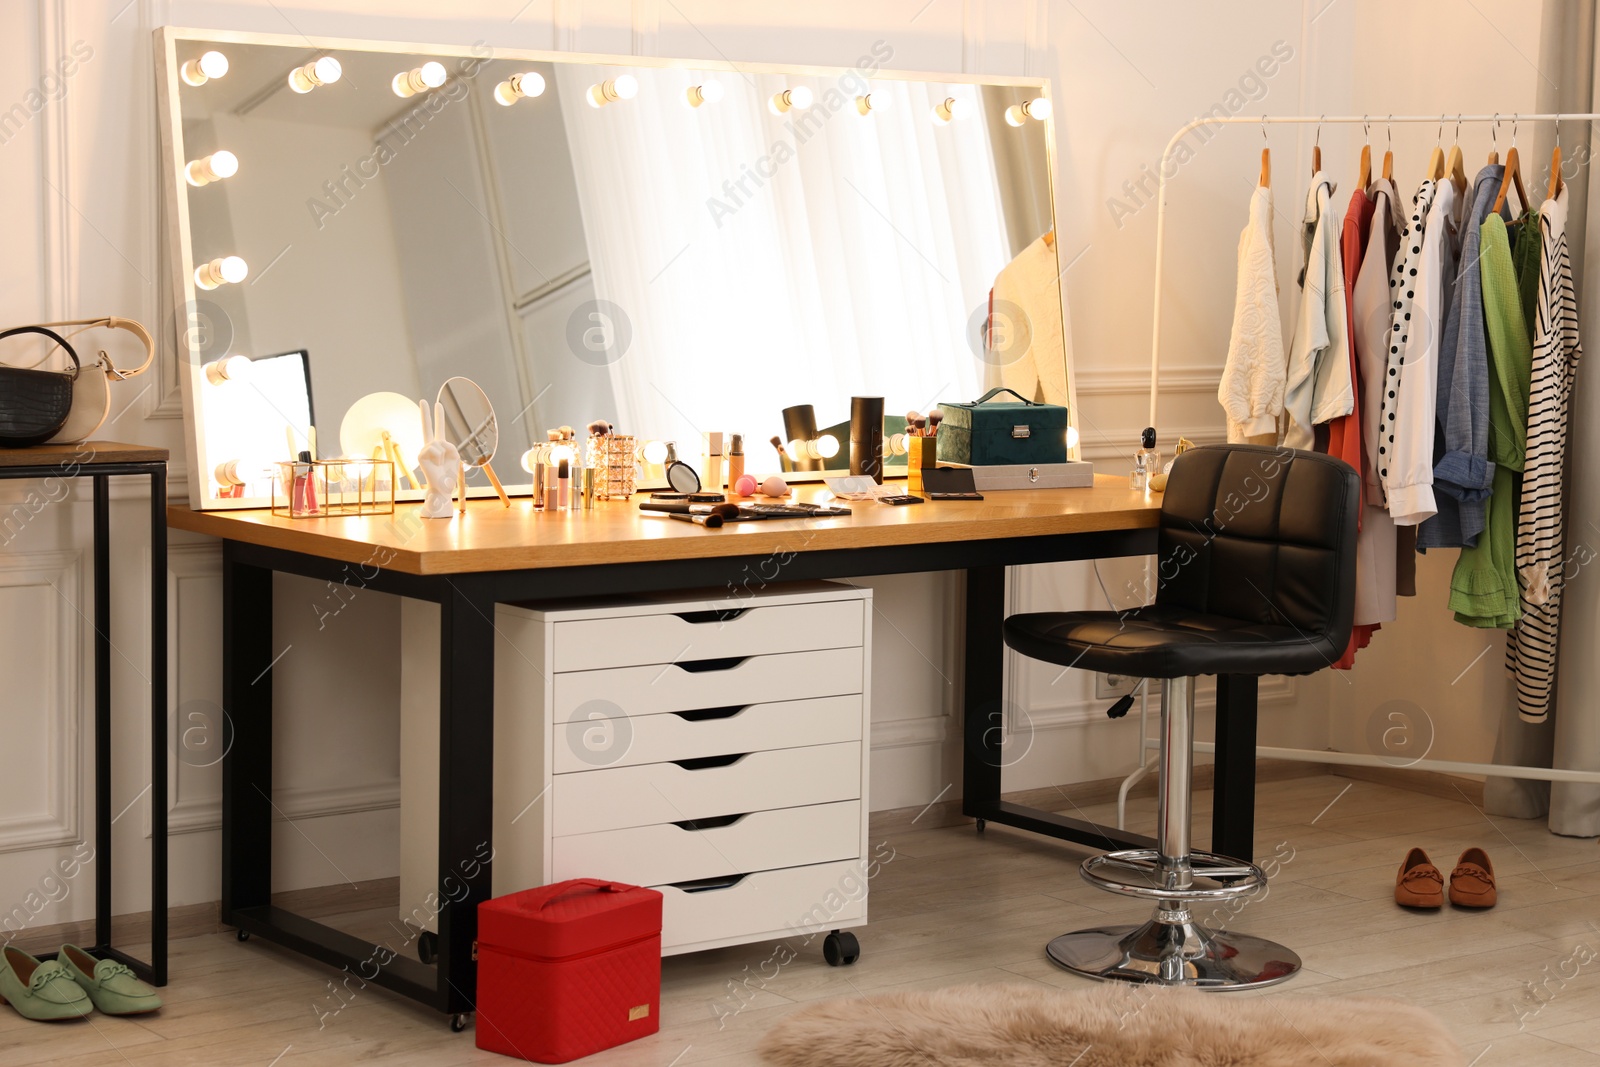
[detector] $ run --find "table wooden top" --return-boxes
[166,475,1161,575]
[0,441,169,468]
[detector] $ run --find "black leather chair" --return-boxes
[1004,444,1357,989]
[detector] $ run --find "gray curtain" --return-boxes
[1483,0,1600,834]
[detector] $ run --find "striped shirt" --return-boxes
[1506,186,1582,723]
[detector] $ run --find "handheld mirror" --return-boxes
[437,376,511,507]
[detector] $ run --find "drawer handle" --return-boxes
[671,753,749,770]
[675,656,749,673]
[669,873,748,893]
[671,813,747,831]
[674,608,749,624]
[675,705,748,722]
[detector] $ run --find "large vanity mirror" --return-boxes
[158,28,1073,508]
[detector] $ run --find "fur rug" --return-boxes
[758,983,1462,1066]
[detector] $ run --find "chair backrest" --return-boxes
[1154,444,1358,649]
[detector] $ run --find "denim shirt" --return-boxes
[1419,165,1507,550]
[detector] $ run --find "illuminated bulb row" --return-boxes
[194,256,248,290]
[180,50,229,86]
[288,56,343,94]
[1004,97,1052,126]
[393,61,447,98]
[494,71,546,106]
[586,75,639,108]
[204,354,251,386]
[185,150,238,187]
[768,86,813,114]
[788,435,840,461]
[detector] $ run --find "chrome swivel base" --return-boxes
[1046,908,1301,989]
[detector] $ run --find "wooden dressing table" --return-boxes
[169,476,1267,1023]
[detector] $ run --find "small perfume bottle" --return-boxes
[1131,427,1160,491]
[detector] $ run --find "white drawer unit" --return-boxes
[400,581,872,964]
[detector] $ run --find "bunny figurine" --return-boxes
[417,399,461,519]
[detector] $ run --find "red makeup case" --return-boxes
[475,878,663,1063]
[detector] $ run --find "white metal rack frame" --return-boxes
[1117,113,1600,829]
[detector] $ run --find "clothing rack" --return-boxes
[1114,113,1600,828]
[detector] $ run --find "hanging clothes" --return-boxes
[1282,173,1352,448]
[1328,186,1376,667]
[1419,165,1506,550]
[1508,185,1582,722]
[1350,178,1403,632]
[1372,180,1438,504]
[1219,185,1285,443]
[1386,178,1464,525]
[1450,208,1537,628]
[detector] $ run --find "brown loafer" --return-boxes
[1395,847,1444,908]
[1449,847,1496,908]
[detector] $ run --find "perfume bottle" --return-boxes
[1131,427,1160,491]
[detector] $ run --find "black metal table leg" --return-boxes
[1212,674,1258,862]
[91,475,112,957]
[222,542,275,923]
[436,577,497,1017]
[148,467,168,983]
[961,566,1006,820]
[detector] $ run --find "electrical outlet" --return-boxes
[1095,672,1157,701]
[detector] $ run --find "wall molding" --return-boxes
[164,778,401,837]
[37,0,72,321]
[871,714,948,750]
[1073,365,1220,398]
[0,550,82,854]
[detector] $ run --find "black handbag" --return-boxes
[0,325,82,447]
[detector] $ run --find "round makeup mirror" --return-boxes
[436,376,510,505]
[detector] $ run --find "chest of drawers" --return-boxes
[399,581,873,957]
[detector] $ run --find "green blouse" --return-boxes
[1449,210,1537,628]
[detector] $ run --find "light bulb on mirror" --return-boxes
[685,80,724,108]
[1066,425,1080,450]
[204,353,251,386]
[215,454,270,488]
[588,75,639,108]
[181,50,229,87]
[185,150,239,187]
[932,95,974,125]
[855,92,889,115]
[288,56,342,93]
[519,447,542,474]
[194,255,248,290]
[769,86,813,114]
[494,71,546,106]
[393,61,447,98]
[641,440,670,465]
[815,434,840,459]
[1007,97,1052,126]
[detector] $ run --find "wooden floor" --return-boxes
[3,773,1597,1065]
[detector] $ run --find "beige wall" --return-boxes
[0,0,1556,929]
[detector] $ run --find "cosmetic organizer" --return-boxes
[271,458,395,518]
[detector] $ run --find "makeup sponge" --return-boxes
[760,475,790,498]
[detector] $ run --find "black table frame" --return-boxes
[220,524,1258,1018]
[3,459,168,986]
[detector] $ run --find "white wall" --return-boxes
[0,0,1553,932]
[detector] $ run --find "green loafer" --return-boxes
[0,946,92,1021]
[59,945,162,1016]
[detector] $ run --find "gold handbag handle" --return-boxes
[35,317,154,380]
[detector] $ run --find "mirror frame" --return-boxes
[156,25,1078,510]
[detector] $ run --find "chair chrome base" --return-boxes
[1045,912,1301,989]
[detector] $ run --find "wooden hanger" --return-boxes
[1549,116,1564,200]
[1446,115,1468,195]
[1259,116,1270,188]
[1311,115,1323,175]
[1426,118,1446,181]
[1357,118,1372,189]
[1492,117,1528,214]
[1487,114,1499,165]
[1381,119,1394,181]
